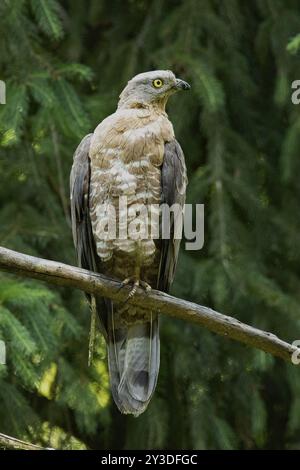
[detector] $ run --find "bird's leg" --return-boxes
[119,266,152,303]
[126,266,141,301]
[119,278,152,293]
[127,279,140,300]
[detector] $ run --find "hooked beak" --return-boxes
[175,78,191,91]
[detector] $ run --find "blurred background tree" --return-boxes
[1,0,300,450]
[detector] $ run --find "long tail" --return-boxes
[107,302,160,417]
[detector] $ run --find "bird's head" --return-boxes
[118,70,190,110]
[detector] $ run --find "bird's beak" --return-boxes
[175,78,191,91]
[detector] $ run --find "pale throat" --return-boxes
[118,94,170,113]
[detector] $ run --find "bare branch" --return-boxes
[0,246,299,364]
[0,432,53,450]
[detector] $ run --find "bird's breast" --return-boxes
[89,109,174,268]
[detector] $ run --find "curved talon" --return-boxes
[118,277,152,304]
[118,277,131,292]
[140,281,152,292]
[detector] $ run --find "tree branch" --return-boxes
[0,246,299,364]
[0,432,53,450]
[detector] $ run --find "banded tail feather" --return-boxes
[107,302,160,416]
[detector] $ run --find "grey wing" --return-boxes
[70,134,108,338]
[70,133,97,271]
[158,140,187,292]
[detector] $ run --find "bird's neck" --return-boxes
[118,97,168,115]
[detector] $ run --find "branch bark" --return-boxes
[0,432,53,450]
[0,246,299,364]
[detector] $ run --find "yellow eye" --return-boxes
[153,79,163,88]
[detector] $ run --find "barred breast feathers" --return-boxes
[89,107,174,264]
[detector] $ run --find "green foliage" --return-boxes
[0,0,300,450]
[31,0,64,41]
[287,33,300,55]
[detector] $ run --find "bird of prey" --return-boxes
[70,70,190,416]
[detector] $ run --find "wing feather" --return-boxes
[70,134,96,270]
[70,134,108,338]
[158,140,187,292]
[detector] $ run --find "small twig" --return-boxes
[88,295,97,366]
[0,432,53,450]
[0,246,299,364]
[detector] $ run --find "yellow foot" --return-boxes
[119,277,152,302]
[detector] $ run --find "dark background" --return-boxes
[1,0,300,450]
